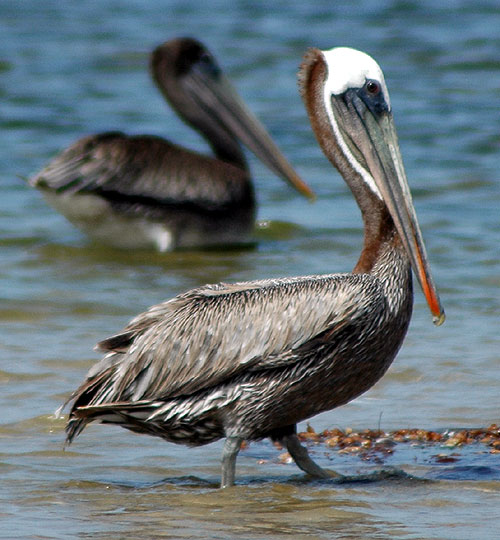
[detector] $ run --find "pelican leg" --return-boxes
[282,433,338,479]
[221,436,242,488]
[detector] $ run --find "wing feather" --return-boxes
[83,274,382,405]
[29,132,249,211]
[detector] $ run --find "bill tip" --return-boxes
[296,178,316,200]
[432,310,446,326]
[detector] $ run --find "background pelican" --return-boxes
[28,37,313,251]
[63,46,444,487]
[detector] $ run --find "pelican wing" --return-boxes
[81,274,383,405]
[29,133,248,211]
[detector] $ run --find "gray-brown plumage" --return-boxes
[29,37,313,251]
[64,46,445,487]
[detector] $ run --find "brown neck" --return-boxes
[207,136,248,171]
[353,205,398,273]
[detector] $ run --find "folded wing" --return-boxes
[76,273,383,407]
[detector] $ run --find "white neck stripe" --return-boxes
[322,76,383,200]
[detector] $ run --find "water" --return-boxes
[1,0,499,538]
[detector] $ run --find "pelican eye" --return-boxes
[198,52,212,65]
[195,51,220,77]
[365,79,381,95]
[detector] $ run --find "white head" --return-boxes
[322,47,391,109]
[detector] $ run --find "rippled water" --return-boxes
[1,1,499,538]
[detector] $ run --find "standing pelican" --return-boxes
[28,38,313,251]
[63,47,445,487]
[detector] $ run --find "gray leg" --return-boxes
[221,436,242,488]
[282,433,340,479]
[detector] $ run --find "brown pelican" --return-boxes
[63,46,445,487]
[28,38,313,251]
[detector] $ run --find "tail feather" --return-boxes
[65,400,161,445]
[65,417,88,447]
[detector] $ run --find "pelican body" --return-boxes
[29,38,313,251]
[64,47,445,487]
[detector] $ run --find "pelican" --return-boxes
[28,37,313,251]
[63,47,445,487]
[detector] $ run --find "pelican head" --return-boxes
[299,47,445,325]
[151,37,314,199]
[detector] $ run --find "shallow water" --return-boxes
[1,1,499,538]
